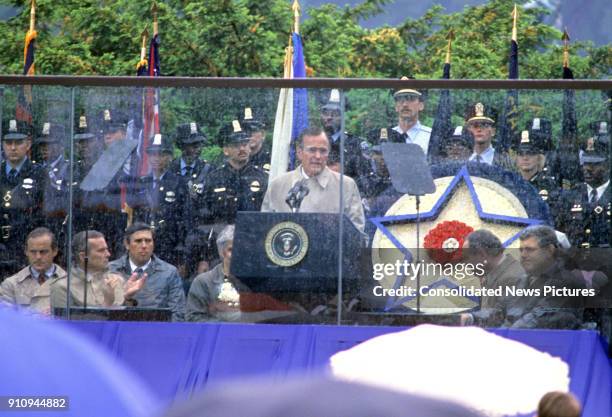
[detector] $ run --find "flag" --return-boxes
[138,31,161,176]
[428,31,454,163]
[16,2,37,124]
[497,5,520,152]
[561,29,577,143]
[270,2,309,180]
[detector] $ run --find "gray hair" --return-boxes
[27,227,58,250]
[216,225,235,257]
[466,229,503,257]
[72,230,105,262]
[519,225,558,248]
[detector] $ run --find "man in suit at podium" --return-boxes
[261,127,365,233]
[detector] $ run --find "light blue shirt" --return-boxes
[469,146,495,165]
[180,159,196,176]
[392,121,431,154]
[5,158,27,176]
[29,265,57,283]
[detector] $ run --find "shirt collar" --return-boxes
[469,146,495,164]
[5,158,27,175]
[586,180,610,201]
[129,257,152,273]
[393,120,422,136]
[23,265,56,283]
[299,166,331,188]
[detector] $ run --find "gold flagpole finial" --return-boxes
[140,26,149,61]
[29,0,36,32]
[292,0,301,34]
[152,2,158,36]
[562,27,570,68]
[445,29,455,64]
[511,4,518,42]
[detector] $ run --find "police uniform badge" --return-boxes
[265,221,309,267]
[164,191,176,203]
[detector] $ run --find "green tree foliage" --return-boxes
[0,0,608,78]
[0,0,608,149]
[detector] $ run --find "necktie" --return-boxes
[134,267,144,277]
[476,155,483,163]
[8,168,18,179]
[590,188,598,204]
[184,165,193,177]
[37,274,45,285]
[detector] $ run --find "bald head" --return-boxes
[537,391,581,417]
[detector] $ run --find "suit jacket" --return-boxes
[261,166,365,233]
[473,254,524,327]
[50,267,125,309]
[555,182,612,248]
[0,264,66,312]
[108,254,186,321]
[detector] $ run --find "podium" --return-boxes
[231,212,364,293]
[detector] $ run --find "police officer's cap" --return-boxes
[241,107,266,133]
[100,109,129,134]
[145,133,174,154]
[590,121,609,139]
[2,119,32,141]
[321,89,342,112]
[582,133,609,164]
[441,126,474,150]
[526,118,552,140]
[466,102,496,125]
[219,120,250,146]
[36,122,65,144]
[176,122,206,145]
[73,115,96,141]
[517,130,545,155]
[393,76,422,100]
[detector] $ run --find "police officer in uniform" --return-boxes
[241,107,271,174]
[72,115,126,257]
[129,134,189,267]
[438,126,474,163]
[515,120,559,207]
[319,90,371,196]
[170,121,212,189]
[555,130,611,248]
[1,119,44,276]
[34,122,70,262]
[368,78,431,154]
[465,103,515,171]
[198,120,267,225]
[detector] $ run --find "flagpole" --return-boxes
[445,29,454,65]
[562,28,570,69]
[511,4,518,43]
[152,2,158,37]
[292,0,300,34]
[29,0,36,32]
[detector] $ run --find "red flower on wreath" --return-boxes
[423,220,474,264]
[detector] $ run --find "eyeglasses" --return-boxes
[302,146,329,156]
[469,122,494,129]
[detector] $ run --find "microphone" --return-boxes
[285,179,309,213]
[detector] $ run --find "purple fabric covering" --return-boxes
[0,307,160,417]
[66,321,612,417]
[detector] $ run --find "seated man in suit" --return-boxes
[51,230,145,309]
[460,229,525,327]
[108,222,186,321]
[0,227,66,314]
